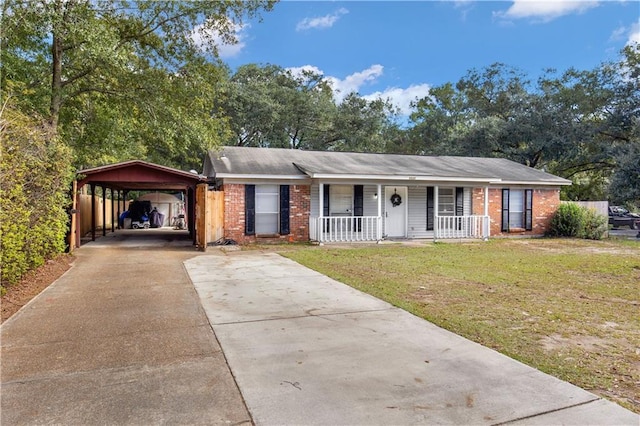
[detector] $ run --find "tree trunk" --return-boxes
[49,32,63,133]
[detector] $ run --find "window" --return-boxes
[330,185,353,216]
[509,189,524,228]
[255,185,279,234]
[438,187,454,216]
[502,189,533,231]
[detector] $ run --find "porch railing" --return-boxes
[435,215,489,240]
[310,216,382,243]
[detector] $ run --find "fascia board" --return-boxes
[215,174,308,180]
[497,180,572,186]
[307,173,501,184]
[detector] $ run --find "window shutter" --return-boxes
[353,185,364,232]
[524,189,533,231]
[455,187,464,216]
[501,189,509,232]
[245,185,255,235]
[354,185,364,216]
[279,185,290,235]
[323,184,330,216]
[426,187,434,231]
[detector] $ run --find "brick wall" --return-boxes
[222,183,310,244]
[481,187,560,237]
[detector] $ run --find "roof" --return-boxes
[78,160,205,191]
[204,147,571,186]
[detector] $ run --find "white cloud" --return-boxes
[327,65,385,101]
[296,8,349,31]
[494,1,599,23]
[363,84,431,116]
[610,20,640,47]
[628,20,640,46]
[286,64,429,116]
[191,19,249,58]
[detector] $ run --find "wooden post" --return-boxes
[102,186,107,237]
[111,188,115,232]
[68,180,78,251]
[91,183,96,241]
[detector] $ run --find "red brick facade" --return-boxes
[473,187,560,237]
[225,183,559,243]
[222,183,310,244]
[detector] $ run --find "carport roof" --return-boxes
[77,160,205,191]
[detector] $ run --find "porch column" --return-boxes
[377,184,382,240]
[484,186,490,239]
[433,185,439,241]
[318,183,323,218]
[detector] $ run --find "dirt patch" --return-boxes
[1,254,75,324]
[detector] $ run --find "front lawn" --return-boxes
[282,238,640,413]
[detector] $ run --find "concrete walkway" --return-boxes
[1,232,251,425]
[185,252,639,426]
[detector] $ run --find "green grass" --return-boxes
[281,238,640,413]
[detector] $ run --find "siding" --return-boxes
[311,184,319,217]
[408,187,429,238]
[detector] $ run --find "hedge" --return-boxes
[0,103,74,292]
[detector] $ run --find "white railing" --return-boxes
[435,215,490,240]
[310,216,382,243]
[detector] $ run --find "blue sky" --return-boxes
[204,1,640,115]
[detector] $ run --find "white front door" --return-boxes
[385,186,407,237]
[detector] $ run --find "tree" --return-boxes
[1,0,275,168]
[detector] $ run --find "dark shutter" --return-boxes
[455,187,464,216]
[323,184,330,216]
[501,188,510,232]
[524,189,533,231]
[455,187,464,230]
[426,187,434,231]
[353,185,364,232]
[323,184,330,232]
[245,185,255,235]
[280,185,290,235]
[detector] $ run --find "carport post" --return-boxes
[91,183,96,242]
[111,188,115,233]
[102,186,107,237]
[116,190,121,229]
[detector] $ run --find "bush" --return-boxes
[0,103,74,290]
[548,203,607,240]
[580,208,608,240]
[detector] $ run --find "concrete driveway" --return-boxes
[186,251,639,426]
[1,232,251,425]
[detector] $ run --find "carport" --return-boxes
[72,160,206,249]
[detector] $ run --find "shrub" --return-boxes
[0,102,74,291]
[549,203,584,237]
[580,208,608,240]
[548,203,607,240]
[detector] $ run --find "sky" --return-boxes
[207,1,640,116]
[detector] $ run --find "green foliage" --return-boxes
[0,102,74,289]
[1,0,275,169]
[549,203,585,237]
[581,207,608,240]
[216,64,400,151]
[548,203,607,240]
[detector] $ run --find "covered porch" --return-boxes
[309,183,491,243]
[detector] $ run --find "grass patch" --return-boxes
[282,238,640,413]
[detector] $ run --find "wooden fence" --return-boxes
[196,185,224,250]
[78,193,123,238]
